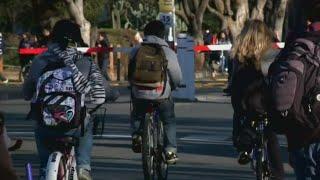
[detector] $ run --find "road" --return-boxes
[0,84,295,179]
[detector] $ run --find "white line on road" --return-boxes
[7,131,288,147]
[8,132,131,139]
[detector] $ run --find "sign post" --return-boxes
[158,0,175,50]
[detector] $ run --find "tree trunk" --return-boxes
[251,0,267,20]
[273,0,288,41]
[64,0,91,46]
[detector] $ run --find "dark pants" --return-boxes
[131,98,177,153]
[290,141,320,180]
[267,132,285,180]
[97,55,110,80]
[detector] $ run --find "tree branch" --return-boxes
[175,9,190,25]
[75,0,83,14]
[225,0,233,16]
[251,0,267,20]
[182,0,194,18]
[64,0,82,25]
[213,0,224,14]
[193,0,200,9]
[207,3,224,21]
[195,0,209,26]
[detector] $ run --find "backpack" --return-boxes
[131,43,168,88]
[35,65,86,132]
[268,37,320,133]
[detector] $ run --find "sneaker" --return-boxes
[78,168,92,180]
[165,151,178,164]
[131,133,142,153]
[2,79,8,84]
[238,151,252,165]
[8,139,23,151]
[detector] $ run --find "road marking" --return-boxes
[8,132,131,139]
[7,132,288,147]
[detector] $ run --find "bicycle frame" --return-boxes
[250,114,271,180]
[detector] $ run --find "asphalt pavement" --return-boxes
[0,83,295,180]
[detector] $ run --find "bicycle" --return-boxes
[252,113,272,180]
[43,103,106,180]
[138,84,186,180]
[240,113,271,180]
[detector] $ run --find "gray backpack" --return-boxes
[268,37,320,133]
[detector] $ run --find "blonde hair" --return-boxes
[231,19,274,69]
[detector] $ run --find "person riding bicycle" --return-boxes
[231,20,284,179]
[128,20,182,164]
[23,19,106,180]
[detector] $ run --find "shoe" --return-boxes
[131,133,142,153]
[238,151,252,165]
[223,88,231,94]
[8,139,23,151]
[165,151,178,164]
[78,168,92,180]
[2,79,8,84]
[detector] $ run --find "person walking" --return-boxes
[95,32,111,80]
[0,32,8,83]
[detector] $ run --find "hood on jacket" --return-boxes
[143,35,169,47]
[261,48,280,76]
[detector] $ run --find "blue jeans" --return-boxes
[131,98,177,153]
[34,121,93,175]
[290,141,320,180]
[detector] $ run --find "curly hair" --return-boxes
[231,20,274,70]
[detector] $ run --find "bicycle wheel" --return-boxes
[46,151,67,180]
[255,149,264,180]
[157,121,168,180]
[142,114,155,180]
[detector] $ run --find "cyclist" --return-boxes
[23,19,106,180]
[128,20,182,164]
[231,20,284,179]
[272,2,320,179]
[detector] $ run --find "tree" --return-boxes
[64,0,91,45]
[206,0,288,40]
[175,0,209,44]
[0,0,33,32]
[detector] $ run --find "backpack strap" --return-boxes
[291,38,320,67]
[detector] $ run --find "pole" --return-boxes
[25,163,33,180]
[116,44,121,81]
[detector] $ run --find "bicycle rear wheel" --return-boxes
[142,115,155,180]
[157,121,168,180]
[256,149,264,180]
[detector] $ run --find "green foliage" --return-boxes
[203,12,222,34]
[84,0,106,26]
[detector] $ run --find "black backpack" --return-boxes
[268,36,320,134]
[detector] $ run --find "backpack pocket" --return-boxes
[270,60,304,111]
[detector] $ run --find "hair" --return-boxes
[143,20,165,39]
[231,19,274,70]
[98,31,106,38]
[51,19,87,49]
[306,0,320,22]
